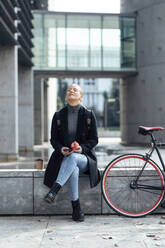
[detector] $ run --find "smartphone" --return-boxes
[63,148,72,152]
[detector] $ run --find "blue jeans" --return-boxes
[56,153,88,201]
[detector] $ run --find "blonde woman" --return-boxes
[44,84,100,221]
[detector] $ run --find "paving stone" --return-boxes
[0,214,165,247]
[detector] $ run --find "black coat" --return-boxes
[44,105,100,188]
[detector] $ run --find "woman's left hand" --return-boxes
[74,146,82,153]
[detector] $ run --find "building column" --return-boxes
[44,80,48,142]
[18,66,34,151]
[0,46,18,161]
[47,78,57,144]
[34,76,44,145]
[120,0,165,144]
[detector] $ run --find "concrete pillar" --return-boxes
[18,66,34,151]
[34,77,44,145]
[44,80,48,142]
[120,0,165,144]
[0,46,18,161]
[47,78,57,140]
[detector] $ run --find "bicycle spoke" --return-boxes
[137,188,162,196]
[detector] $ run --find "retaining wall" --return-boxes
[0,169,164,215]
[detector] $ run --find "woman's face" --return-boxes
[66,84,82,104]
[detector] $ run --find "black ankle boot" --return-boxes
[44,182,61,203]
[71,199,84,222]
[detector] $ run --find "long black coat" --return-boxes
[44,105,100,188]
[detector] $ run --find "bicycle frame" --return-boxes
[134,132,165,191]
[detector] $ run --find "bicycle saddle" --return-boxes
[138,126,164,135]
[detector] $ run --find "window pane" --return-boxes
[103,29,120,69]
[57,28,66,68]
[90,29,101,68]
[120,17,136,69]
[67,28,89,69]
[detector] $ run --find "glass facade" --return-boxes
[33,12,136,71]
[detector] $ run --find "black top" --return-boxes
[67,104,81,145]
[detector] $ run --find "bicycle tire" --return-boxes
[102,153,165,217]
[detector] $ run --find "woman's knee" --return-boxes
[72,166,79,178]
[67,153,79,163]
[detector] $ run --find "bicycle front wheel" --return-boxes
[102,154,165,217]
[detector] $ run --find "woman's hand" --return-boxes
[61,147,73,156]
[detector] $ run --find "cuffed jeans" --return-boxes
[56,153,88,201]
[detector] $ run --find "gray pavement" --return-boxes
[1,136,165,170]
[0,215,165,248]
[97,137,165,168]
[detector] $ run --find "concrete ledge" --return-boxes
[0,169,164,215]
[33,171,101,215]
[0,170,34,215]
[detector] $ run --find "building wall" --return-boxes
[0,0,48,159]
[120,0,165,144]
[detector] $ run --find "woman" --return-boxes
[44,84,100,222]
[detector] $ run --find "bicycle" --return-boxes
[102,125,165,218]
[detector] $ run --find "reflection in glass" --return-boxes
[120,17,136,69]
[103,29,120,69]
[57,28,65,68]
[67,28,89,69]
[90,29,101,68]
[48,28,56,67]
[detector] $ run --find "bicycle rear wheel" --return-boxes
[102,154,165,217]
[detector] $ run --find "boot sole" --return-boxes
[43,197,54,204]
[73,219,84,222]
[72,217,85,222]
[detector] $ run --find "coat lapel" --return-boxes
[61,106,68,145]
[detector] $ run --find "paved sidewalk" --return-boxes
[0,215,165,248]
[1,136,165,170]
[97,137,165,168]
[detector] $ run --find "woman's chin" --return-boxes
[67,97,78,102]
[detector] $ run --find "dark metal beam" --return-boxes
[0,18,17,45]
[32,10,136,18]
[34,69,138,79]
[0,1,17,33]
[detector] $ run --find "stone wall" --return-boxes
[0,169,164,215]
